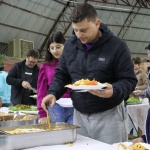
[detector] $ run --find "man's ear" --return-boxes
[96,19,100,28]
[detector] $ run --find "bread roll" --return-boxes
[118,143,127,150]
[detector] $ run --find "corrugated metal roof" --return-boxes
[0,0,149,59]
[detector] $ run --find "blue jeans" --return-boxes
[48,103,74,124]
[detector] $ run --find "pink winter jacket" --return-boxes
[37,61,70,118]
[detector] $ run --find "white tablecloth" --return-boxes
[127,101,150,133]
[0,107,9,113]
[24,135,114,150]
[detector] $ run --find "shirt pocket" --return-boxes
[94,57,114,81]
[96,57,113,71]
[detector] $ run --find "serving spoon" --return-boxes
[13,111,19,120]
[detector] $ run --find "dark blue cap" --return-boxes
[145,44,150,50]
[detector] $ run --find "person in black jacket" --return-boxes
[6,49,39,106]
[41,3,137,144]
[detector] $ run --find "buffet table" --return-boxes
[24,135,114,150]
[0,107,114,150]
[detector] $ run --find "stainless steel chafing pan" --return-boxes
[0,115,38,127]
[0,123,79,150]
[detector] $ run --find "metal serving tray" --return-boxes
[0,123,79,150]
[0,115,38,127]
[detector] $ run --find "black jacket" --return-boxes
[48,23,137,114]
[6,60,39,105]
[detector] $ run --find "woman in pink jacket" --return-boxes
[37,31,74,124]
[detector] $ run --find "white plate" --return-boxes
[112,142,150,149]
[66,84,106,90]
[9,110,38,115]
[19,110,38,115]
[56,98,73,107]
[133,90,139,95]
[127,102,142,105]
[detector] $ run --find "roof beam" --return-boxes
[39,0,72,52]
[0,23,46,36]
[88,0,150,8]
[117,1,139,38]
[2,1,56,21]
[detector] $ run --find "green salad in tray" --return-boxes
[126,97,141,104]
[9,104,37,111]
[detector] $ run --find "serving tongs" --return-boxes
[31,87,37,93]
[13,111,19,120]
[46,105,51,129]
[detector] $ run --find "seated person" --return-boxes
[132,57,147,90]
[132,108,150,144]
[133,69,150,144]
[0,70,11,107]
[6,49,39,106]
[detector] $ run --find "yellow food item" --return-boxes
[6,127,62,134]
[66,79,100,86]
[21,115,30,120]
[0,115,31,121]
[0,112,6,116]
[118,143,147,150]
[13,115,30,121]
[6,128,46,134]
[133,143,146,150]
[66,142,74,147]
[118,143,128,150]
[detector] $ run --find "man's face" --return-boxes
[72,18,100,44]
[25,56,38,68]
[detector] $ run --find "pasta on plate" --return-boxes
[117,143,147,150]
[65,79,103,86]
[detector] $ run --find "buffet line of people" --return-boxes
[0,3,150,148]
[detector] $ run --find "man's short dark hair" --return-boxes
[26,49,39,58]
[70,3,97,23]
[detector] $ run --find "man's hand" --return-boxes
[22,81,32,90]
[41,94,56,113]
[135,90,142,96]
[132,137,144,144]
[88,83,113,98]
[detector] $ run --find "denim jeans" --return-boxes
[48,103,74,124]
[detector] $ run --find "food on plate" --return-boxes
[9,104,37,111]
[6,128,46,134]
[126,97,140,104]
[133,143,147,150]
[65,79,102,86]
[0,112,6,116]
[118,143,127,150]
[6,126,62,134]
[14,115,30,121]
[118,143,147,150]
[0,115,32,121]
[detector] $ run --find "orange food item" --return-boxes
[72,79,99,86]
